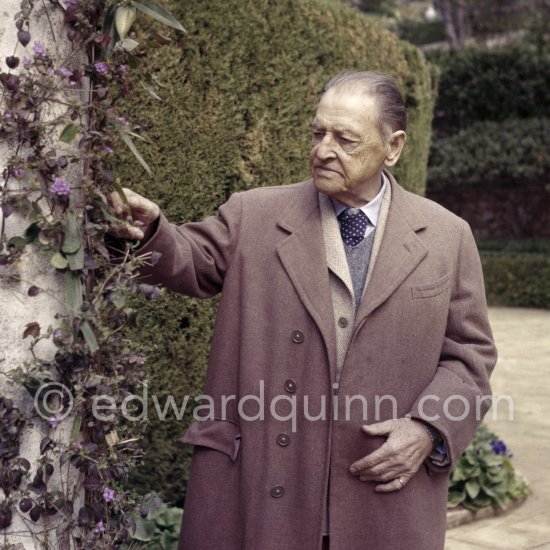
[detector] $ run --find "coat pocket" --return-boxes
[411,272,452,300]
[181,418,241,462]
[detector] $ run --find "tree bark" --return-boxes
[1,1,83,548]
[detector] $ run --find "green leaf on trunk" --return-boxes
[101,4,119,60]
[117,124,152,175]
[64,271,83,314]
[62,211,82,254]
[111,178,131,212]
[60,123,78,143]
[130,0,186,32]
[51,252,69,269]
[70,414,82,443]
[80,321,99,353]
[8,236,27,250]
[67,246,84,271]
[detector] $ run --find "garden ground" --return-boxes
[445,307,550,549]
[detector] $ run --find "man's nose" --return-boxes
[316,135,337,160]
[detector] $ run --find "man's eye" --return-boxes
[312,131,324,140]
[339,137,356,145]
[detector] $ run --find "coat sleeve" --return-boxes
[407,220,497,472]
[135,192,243,298]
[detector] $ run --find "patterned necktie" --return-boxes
[338,208,369,247]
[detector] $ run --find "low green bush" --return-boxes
[448,424,531,511]
[124,493,182,550]
[481,252,550,309]
[430,47,550,133]
[427,117,550,191]
[477,238,550,255]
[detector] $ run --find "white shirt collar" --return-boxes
[331,173,388,227]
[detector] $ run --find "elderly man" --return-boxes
[112,71,496,550]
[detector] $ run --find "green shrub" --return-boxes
[448,425,530,511]
[481,252,550,308]
[477,238,550,255]
[115,0,436,505]
[124,493,183,550]
[430,47,550,133]
[427,117,550,191]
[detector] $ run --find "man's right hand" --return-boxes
[109,187,160,241]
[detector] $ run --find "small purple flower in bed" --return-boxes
[490,439,508,455]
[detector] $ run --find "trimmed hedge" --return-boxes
[481,252,550,309]
[430,47,550,133]
[477,239,550,255]
[115,0,436,505]
[427,117,550,191]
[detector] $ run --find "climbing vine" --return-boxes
[0,0,183,547]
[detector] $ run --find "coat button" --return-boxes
[284,379,297,393]
[337,317,349,328]
[291,330,304,344]
[271,485,285,498]
[276,433,290,447]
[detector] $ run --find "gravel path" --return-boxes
[445,307,550,549]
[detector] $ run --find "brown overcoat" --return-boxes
[138,173,497,550]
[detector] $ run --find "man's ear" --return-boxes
[384,130,407,167]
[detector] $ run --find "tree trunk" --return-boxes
[1,1,83,548]
[435,0,460,48]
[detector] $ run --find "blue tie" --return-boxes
[338,208,369,247]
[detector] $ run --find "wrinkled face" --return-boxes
[309,88,395,206]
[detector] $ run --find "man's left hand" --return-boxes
[349,418,433,493]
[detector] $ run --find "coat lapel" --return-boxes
[276,181,337,372]
[355,173,428,325]
[318,193,354,299]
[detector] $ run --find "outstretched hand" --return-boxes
[109,187,160,241]
[349,418,433,493]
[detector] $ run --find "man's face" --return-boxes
[309,88,394,206]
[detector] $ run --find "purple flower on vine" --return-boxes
[94,62,110,75]
[58,67,72,78]
[118,64,128,76]
[64,0,79,5]
[12,167,25,179]
[32,42,46,57]
[116,116,127,125]
[48,413,61,429]
[95,520,105,533]
[102,145,113,154]
[103,487,116,503]
[23,55,31,69]
[51,178,71,196]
